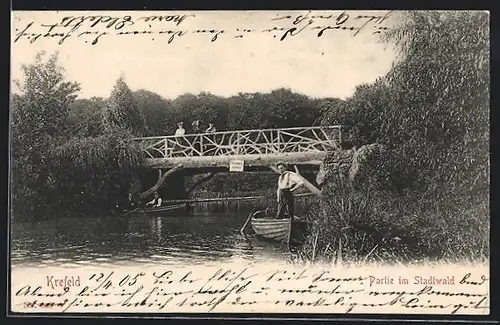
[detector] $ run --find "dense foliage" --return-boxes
[11,53,145,220]
[304,11,490,263]
[102,75,148,136]
[323,11,489,199]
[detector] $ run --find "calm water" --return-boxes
[10,202,305,268]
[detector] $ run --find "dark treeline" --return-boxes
[66,87,322,138]
[11,11,489,263]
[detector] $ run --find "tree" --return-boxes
[378,11,489,198]
[169,92,231,133]
[133,89,174,136]
[266,88,320,128]
[49,128,145,214]
[10,51,81,217]
[224,89,320,131]
[12,52,81,140]
[102,75,148,136]
[65,98,106,137]
[226,93,262,130]
[194,92,230,131]
[320,82,392,147]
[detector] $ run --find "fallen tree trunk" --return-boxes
[269,165,322,196]
[143,152,326,169]
[293,165,322,195]
[138,164,183,200]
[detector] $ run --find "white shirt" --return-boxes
[175,128,185,136]
[147,197,162,207]
[277,171,303,190]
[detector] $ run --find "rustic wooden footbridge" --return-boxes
[130,125,342,201]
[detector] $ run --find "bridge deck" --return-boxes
[131,126,341,170]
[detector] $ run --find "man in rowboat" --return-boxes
[275,162,304,219]
[146,192,162,208]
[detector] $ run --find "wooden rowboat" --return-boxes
[242,209,309,244]
[251,217,292,242]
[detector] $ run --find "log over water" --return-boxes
[143,152,328,170]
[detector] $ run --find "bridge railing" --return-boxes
[130,125,342,159]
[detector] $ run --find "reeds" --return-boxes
[293,176,489,265]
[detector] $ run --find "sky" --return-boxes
[11,10,399,100]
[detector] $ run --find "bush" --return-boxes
[298,11,489,265]
[295,179,489,265]
[54,129,143,208]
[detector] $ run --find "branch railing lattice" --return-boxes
[130,126,342,159]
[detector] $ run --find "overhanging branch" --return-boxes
[138,164,183,200]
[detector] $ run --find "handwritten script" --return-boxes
[12,11,393,46]
[11,263,490,314]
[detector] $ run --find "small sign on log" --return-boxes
[229,160,245,172]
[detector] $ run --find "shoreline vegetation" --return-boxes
[11,11,489,264]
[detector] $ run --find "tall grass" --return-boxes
[293,175,489,265]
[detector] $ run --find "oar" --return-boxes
[122,207,140,216]
[240,208,256,236]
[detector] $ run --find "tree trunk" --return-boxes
[143,152,327,169]
[269,165,322,196]
[293,165,322,195]
[138,164,183,200]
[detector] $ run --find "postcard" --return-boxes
[9,10,490,316]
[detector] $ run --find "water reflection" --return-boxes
[10,201,305,268]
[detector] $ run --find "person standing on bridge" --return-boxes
[205,122,216,133]
[191,119,201,133]
[275,162,304,219]
[191,120,202,156]
[204,122,217,155]
[175,122,185,136]
[173,122,185,156]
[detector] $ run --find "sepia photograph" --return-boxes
[9,10,490,316]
